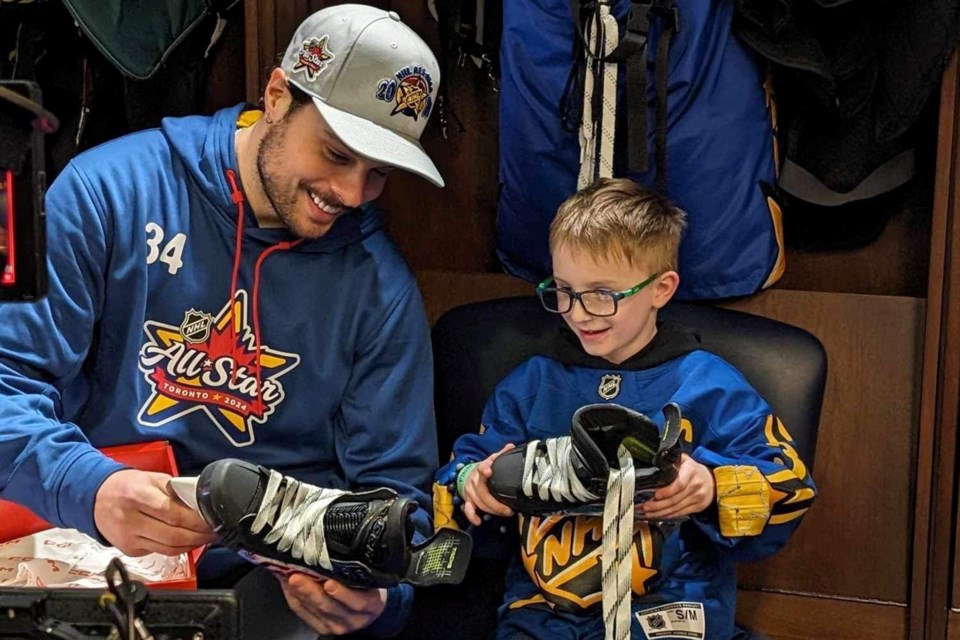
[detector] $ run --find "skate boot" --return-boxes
[196,459,472,589]
[487,403,683,516]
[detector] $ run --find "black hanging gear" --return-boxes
[559,0,679,192]
[433,0,504,138]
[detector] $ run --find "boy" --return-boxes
[436,178,816,639]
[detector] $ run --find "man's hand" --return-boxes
[640,454,715,519]
[94,469,218,556]
[461,443,515,526]
[279,574,387,635]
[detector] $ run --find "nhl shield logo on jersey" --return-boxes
[180,309,213,344]
[137,290,301,447]
[293,35,335,81]
[597,373,622,400]
[375,66,434,121]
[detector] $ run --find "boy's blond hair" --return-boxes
[549,178,687,273]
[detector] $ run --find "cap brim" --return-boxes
[311,97,444,188]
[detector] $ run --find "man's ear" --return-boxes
[652,271,680,309]
[263,68,293,122]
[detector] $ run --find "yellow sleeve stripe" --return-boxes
[713,465,771,537]
[765,468,800,484]
[761,194,786,288]
[432,482,459,532]
[763,415,809,481]
[783,486,816,506]
[770,509,809,526]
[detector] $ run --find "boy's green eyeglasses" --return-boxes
[536,273,661,317]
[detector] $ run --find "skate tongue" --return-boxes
[403,528,473,587]
[572,403,662,469]
[570,417,613,481]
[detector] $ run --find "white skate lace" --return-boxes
[519,436,598,503]
[601,446,635,640]
[249,470,348,571]
[519,436,634,640]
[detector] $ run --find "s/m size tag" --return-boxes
[635,601,705,639]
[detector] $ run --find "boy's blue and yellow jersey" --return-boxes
[436,323,816,640]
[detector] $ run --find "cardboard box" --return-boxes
[0,441,201,589]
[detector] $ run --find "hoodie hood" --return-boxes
[541,317,702,371]
[161,103,383,254]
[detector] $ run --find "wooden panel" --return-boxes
[911,51,960,640]
[244,0,261,102]
[204,6,247,112]
[737,590,907,640]
[244,0,276,102]
[378,4,500,272]
[417,272,925,604]
[936,50,960,635]
[274,0,300,69]
[416,270,530,326]
[726,290,924,603]
[947,610,960,639]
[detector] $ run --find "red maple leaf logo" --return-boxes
[192,319,260,371]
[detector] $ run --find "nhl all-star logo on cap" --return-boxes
[376,66,435,121]
[279,4,445,188]
[292,35,335,81]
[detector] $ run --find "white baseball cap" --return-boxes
[281,4,444,188]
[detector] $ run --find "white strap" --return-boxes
[578,12,598,189]
[598,6,619,181]
[578,4,620,189]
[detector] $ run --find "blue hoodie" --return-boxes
[0,104,437,636]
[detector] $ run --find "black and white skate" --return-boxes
[487,403,683,517]
[196,459,472,589]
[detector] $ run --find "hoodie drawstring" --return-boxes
[224,169,303,415]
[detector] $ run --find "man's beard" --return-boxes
[257,116,297,230]
[255,116,333,240]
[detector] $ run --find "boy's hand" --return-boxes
[461,443,515,526]
[640,454,715,519]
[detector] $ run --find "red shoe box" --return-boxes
[0,441,201,589]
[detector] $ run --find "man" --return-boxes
[0,4,442,637]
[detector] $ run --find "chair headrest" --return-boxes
[432,296,826,465]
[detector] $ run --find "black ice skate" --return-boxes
[487,403,683,517]
[196,459,472,589]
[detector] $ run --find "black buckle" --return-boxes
[627,1,653,37]
[604,0,652,63]
[651,1,680,34]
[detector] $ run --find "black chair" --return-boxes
[400,296,827,640]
